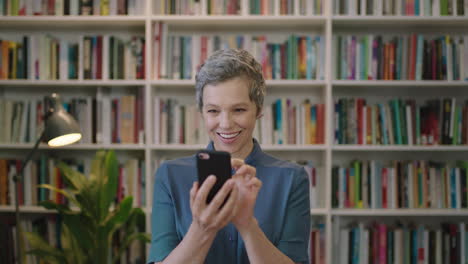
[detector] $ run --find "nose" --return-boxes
[219,112,233,129]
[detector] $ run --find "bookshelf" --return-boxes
[1,0,468,263]
[331,208,468,216]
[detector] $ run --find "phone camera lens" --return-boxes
[198,152,210,160]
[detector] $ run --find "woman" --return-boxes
[148,49,310,264]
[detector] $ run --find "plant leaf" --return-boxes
[110,207,149,263]
[37,184,78,206]
[25,151,151,264]
[88,150,111,222]
[61,213,96,252]
[38,200,72,214]
[111,233,150,264]
[100,150,119,222]
[23,232,67,263]
[74,179,102,221]
[90,150,107,182]
[60,222,89,264]
[124,232,151,245]
[104,196,133,237]
[124,208,146,236]
[112,196,133,224]
[56,162,88,191]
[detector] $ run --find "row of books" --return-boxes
[1,158,77,206]
[9,33,468,82]
[207,0,240,15]
[254,99,325,145]
[153,97,210,145]
[337,222,468,264]
[152,0,325,15]
[0,37,28,80]
[0,90,144,144]
[0,157,64,206]
[93,88,146,144]
[0,34,145,80]
[0,97,94,144]
[153,0,202,15]
[301,161,321,209]
[0,156,146,207]
[335,0,467,16]
[309,223,326,264]
[90,35,145,80]
[0,0,143,16]
[153,96,325,145]
[116,158,146,207]
[153,23,326,80]
[334,98,468,145]
[331,160,468,209]
[250,0,323,15]
[335,34,468,81]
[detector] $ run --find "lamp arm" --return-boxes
[13,129,46,264]
[13,130,46,184]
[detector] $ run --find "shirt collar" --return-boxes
[205,138,263,166]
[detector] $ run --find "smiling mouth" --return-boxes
[217,131,241,139]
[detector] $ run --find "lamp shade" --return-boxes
[43,93,82,147]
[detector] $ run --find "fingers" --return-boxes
[190,166,260,233]
[215,182,239,226]
[231,158,244,170]
[247,177,262,191]
[189,181,199,209]
[234,164,256,181]
[231,159,257,183]
[193,179,239,232]
[192,175,216,211]
[207,179,235,212]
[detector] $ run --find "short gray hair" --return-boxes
[195,49,266,113]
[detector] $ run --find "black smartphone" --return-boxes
[196,150,232,204]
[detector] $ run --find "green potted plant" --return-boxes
[24,150,150,264]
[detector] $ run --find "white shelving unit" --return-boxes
[331,208,468,216]
[333,80,468,86]
[0,143,146,150]
[0,205,55,214]
[0,80,147,86]
[1,0,468,263]
[151,15,327,26]
[332,15,468,25]
[333,145,468,151]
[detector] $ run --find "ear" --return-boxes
[256,107,263,119]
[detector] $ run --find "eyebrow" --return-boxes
[204,103,250,108]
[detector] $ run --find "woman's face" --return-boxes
[202,77,258,159]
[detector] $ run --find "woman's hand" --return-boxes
[189,175,239,239]
[231,159,262,231]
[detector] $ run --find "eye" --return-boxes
[234,108,246,112]
[207,109,218,113]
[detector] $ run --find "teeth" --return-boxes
[219,132,240,139]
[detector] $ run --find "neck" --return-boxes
[233,140,254,160]
[214,139,254,160]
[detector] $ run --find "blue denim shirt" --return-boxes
[148,139,311,264]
